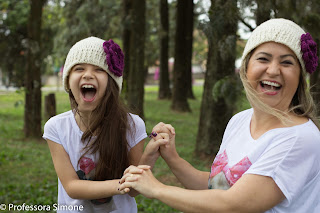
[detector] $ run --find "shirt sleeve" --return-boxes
[127,114,147,150]
[43,117,62,145]
[245,126,320,206]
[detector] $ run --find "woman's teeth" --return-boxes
[260,81,281,90]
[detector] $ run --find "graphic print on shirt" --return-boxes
[208,150,252,189]
[76,157,112,205]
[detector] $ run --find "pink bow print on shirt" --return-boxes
[210,150,252,186]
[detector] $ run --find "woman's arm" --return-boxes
[159,135,209,190]
[47,139,124,199]
[120,167,285,213]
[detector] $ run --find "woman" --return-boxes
[119,18,320,212]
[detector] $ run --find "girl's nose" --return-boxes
[82,69,94,80]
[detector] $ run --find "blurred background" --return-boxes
[0,0,319,212]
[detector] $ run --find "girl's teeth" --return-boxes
[82,85,94,88]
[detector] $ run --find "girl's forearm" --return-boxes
[64,179,121,200]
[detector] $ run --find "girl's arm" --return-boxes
[47,139,125,199]
[120,167,285,213]
[127,139,145,197]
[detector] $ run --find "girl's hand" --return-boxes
[152,122,175,139]
[119,165,163,199]
[119,165,151,194]
[141,132,169,167]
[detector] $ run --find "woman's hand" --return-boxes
[119,165,163,199]
[151,122,179,162]
[140,133,169,168]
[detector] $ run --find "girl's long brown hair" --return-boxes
[69,75,133,181]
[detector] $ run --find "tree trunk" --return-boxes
[122,0,132,98]
[158,0,171,100]
[196,0,238,156]
[255,0,272,25]
[171,0,192,112]
[127,0,146,119]
[45,93,56,120]
[186,0,195,99]
[24,0,45,138]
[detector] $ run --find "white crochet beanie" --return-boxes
[241,18,307,73]
[63,36,123,92]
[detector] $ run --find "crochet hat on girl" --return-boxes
[63,36,124,92]
[241,18,318,74]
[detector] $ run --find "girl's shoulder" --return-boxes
[44,110,73,129]
[128,113,146,127]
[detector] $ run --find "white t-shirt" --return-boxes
[43,110,147,213]
[208,108,320,213]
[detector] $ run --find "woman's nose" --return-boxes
[266,61,280,76]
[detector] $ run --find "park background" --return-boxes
[1,0,320,212]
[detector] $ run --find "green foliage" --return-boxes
[0,0,29,87]
[212,74,244,110]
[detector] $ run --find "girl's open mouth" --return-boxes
[81,84,97,102]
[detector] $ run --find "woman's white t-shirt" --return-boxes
[43,110,147,213]
[208,108,320,213]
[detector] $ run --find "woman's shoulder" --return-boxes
[228,108,253,126]
[291,119,320,143]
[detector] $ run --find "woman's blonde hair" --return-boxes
[240,52,320,130]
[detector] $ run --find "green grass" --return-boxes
[0,86,248,212]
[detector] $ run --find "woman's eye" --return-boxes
[257,57,268,62]
[282,60,293,65]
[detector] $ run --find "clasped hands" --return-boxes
[118,122,176,198]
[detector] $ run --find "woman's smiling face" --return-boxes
[246,42,301,111]
[68,63,108,113]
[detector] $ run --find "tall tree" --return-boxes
[121,0,132,96]
[171,0,193,112]
[24,0,46,138]
[127,0,146,118]
[186,0,195,99]
[196,0,238,156]
[158,0,171,99]
[255,0,272,25]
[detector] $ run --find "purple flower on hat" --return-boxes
[103,39,124,77]
[301,33,318,74]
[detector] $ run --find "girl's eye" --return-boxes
[74,67,84,71]
[96,68,105,72]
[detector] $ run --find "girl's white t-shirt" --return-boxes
[208,108,320,213]
[43,110,147,213]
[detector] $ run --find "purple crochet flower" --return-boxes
[103,39,124,77]
[301,33,318,74]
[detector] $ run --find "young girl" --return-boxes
[43,37,156,212]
